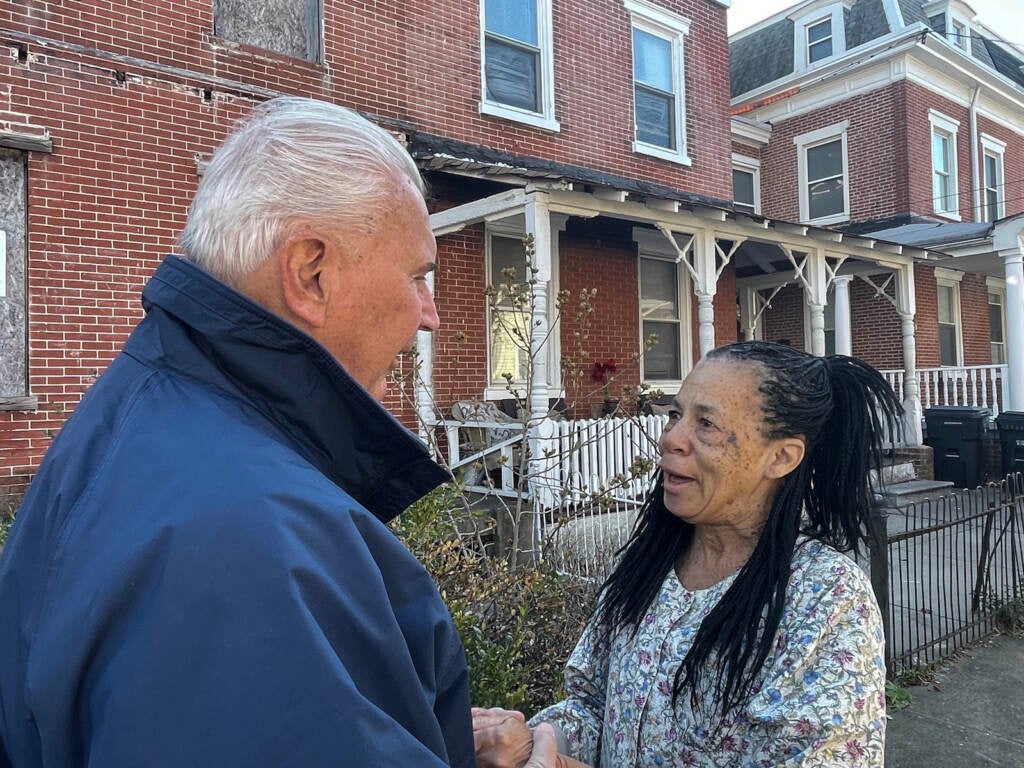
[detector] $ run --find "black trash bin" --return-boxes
[995,411,1024,477]
[924,405,990,488]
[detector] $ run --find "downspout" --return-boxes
[969,85,981,221]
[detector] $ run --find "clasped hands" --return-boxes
[472,707,591,768]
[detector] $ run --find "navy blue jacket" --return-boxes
[0,256,474,767]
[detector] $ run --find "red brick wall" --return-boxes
[758,79,1021,225]
[0,0,737,486]
[406,0,734,201]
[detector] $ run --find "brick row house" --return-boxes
[1,0,1019,506]
[729,0,1024,463]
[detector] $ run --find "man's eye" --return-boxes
[699,418,714,429]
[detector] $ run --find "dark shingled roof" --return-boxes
[845,0,890,49]
[730,18,794,97]
[408,132,735,210]
[982,37,1024,88]
[729,0,893,98]
[897,0,926,26]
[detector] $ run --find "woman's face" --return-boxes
[658,359,793,532]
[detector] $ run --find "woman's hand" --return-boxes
[472,707,533,768]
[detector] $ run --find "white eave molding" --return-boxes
[730,115,772,146]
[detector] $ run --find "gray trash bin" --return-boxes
[924,406,990,488]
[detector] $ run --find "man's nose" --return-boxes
[419,289,440,332]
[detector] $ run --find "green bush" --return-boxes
[0,506,15,550]
[393,485,597,714]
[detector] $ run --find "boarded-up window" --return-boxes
[0,149,28,398]
[214,0,321,62]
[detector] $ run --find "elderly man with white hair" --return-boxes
[0,97,556,768]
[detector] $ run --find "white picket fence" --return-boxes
[880,364,1007,419]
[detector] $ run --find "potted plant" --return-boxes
[590,358,619,417]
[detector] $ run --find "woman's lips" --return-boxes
[663,470,695,488]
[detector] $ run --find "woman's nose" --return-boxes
[660,420,691,454]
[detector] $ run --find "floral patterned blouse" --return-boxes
[530,539,886,767]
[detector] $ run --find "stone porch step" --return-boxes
[877,478,955,508]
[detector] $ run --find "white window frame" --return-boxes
[791,3,848,72]
[986,276,1007,365]
[929,109,960,219]
[625,0,691,166]
[634,226,692,389]
[731,153,761,215]
[935,267,964,367]
[479,0,560,132]
[794,120,850,226]
[981,134,1006,222]
[483,221,561,401]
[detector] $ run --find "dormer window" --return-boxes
[791,2,849,72]
[806,18,833,64]
[924,1,974,55]
[950,18,968,50]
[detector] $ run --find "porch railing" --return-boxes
[880,364,1007,419]
[435,414,667,503]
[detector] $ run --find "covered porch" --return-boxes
[418,167,943,531]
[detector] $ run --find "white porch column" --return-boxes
[415,271,437,439]
[739,286,759,342]
[896,264,923,446]
[1001,246,1024,411]
[694,229,718,357]
[525,193,552,418]
[524,193,560,522]
[804,248,828,357]
[833,275,853,356]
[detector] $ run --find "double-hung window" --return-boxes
[794,121,849,225]
[480,0,558,131]
[487,234,531,388]
[929,110,960,218]
[634,226,692,385]
[981,135,1006,222]
[989,288,1006,365]
[806,18,833,64]
[935,269,963,367]
[626,0,690,165]
[732,154,761,214]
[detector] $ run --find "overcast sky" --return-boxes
[727,0,1024,44]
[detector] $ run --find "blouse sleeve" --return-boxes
[528,616,612,765]
[744,550,887,768]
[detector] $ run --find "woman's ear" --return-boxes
[765,438,806,479]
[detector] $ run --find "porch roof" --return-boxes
[414,131,935,267]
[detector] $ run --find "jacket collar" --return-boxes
[129,255,450,523]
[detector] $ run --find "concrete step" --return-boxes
[877,478,955,508]
[872,461,917,486]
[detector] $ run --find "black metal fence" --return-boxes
[869,472,1024,679]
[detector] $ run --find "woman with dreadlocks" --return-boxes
[473,341,902,768]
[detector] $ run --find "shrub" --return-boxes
[393,485,597,714]
[0,506,15,551]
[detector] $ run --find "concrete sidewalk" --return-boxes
[885,632,1024,767]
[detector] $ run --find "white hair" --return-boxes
[178,96,424,285]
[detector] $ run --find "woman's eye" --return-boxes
[699,417,714,429]
[667,411,681,422]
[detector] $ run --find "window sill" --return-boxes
[479,102,560,133]
[934,210,962,222]
[633,142,692,166]
[0,396,39,412]
[803,212,850,227]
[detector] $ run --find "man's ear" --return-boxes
[765,437,806,480]
[279,235,329,329]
